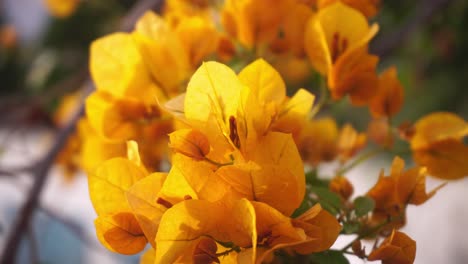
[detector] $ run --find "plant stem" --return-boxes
[204,157,234,167]
[336,148,383,176]
[309,77,329,119]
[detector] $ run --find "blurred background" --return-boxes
[0,0,467,263]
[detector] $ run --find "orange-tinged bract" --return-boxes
[298,117,338,164]
[304,2,379,105]
[336,123,367,162]
[370,66,404,118]
[44,0,79,18]
[409,112,468,179]
[368,230,416,264]
[367,157,445,229]
[222,0,295,48]
[329,175,354,200]
[318,0,380,18]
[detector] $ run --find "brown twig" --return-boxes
[372,0,456,59]
[27,222,39,264]
[0,0,164,262]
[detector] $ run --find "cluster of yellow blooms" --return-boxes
[54,0,468,263]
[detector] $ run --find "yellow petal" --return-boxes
[139,247,155,264]
[413,139,468,180]
[238,59,286,104]
[176,16,219,66]
[269,3,314,56]
[247,132,305,216]
[86,91,158,141]
[304,16,332,75]
[336,123,367,162]
[368,230,416,264]
[318,0,380,18]
[44,0,79,18]
[126,172,168,248]
[192,238,220,264]
[318,1,378,55]
[370,66,404,118]
[89,158,147,215]
[169,129,210,160]
[293,204,341,253]
[133,11,190,97]
[185,61,243,133]
[155,199,255,263]
[168,154,228,202]
[273,88,315,139]
[329,48,379,104]
[89,33,158,104]
[222,0,294,48]
[126,140,142,167]
[95,212,147,255]
[411,112,468,149]
[80,133,127,173]
[159,159,199,205]
[298,117,339,165]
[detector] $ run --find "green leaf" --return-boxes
[354,196,375,217]
[310,186,342,215]
[310,250,350,264]
[342,221,360,234]
[305,170,330,188]
[291,194,313,218]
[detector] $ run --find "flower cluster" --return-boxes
[66,0,468,263]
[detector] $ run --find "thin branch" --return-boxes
[0,0,164,262]
[27,222,39,264]
[0,165,32,177]
[372,0,456,59]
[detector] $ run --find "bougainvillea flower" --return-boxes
[175,16,220,67]
[89,32,162,105]
[86,91,162,141]
[221,0,295,48]
[161,59,313,216]
[162,0,213,27]
[409,112,468,179]
[79,121,127,173]
[318,0,380,18]
[154,198,340,263]
[298,119,366,165]
[368,230,416,264]
[336,123,367,163]
[44,0,79,18]
[269,3,314,56]
[304,2,379,105]
[133,11,191,98]
[329,175,354,200]
[297,117,339,165]
[367,118,394,147]
[88,157,148,254]
[367,157,445,229]
[180,59,313,157]
[370,66,404,118]
[165,130,305,216]
[125,172,169,248]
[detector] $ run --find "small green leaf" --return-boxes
[309,250,350,264]
[342,221,360,234]
[310,186,342,215]
[354,196,375,217]
[291,194,313,218]
[305,170,330,187]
